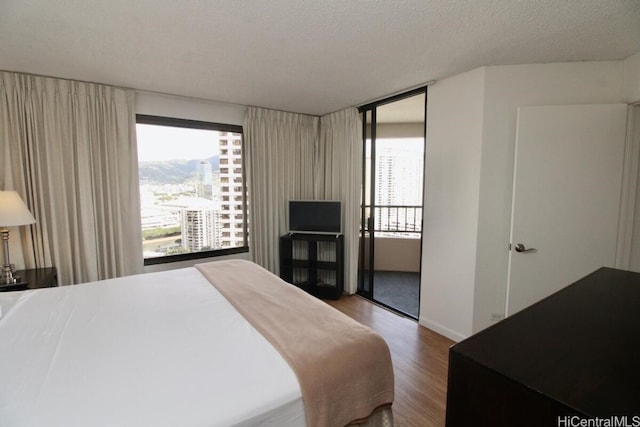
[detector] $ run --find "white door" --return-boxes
[506,104,627,316]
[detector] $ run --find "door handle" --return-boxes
[514,243,537,253]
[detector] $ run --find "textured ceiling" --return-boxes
[1,0,639,116]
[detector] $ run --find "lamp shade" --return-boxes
[0,191,36,227]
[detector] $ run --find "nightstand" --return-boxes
[0,267,57,291]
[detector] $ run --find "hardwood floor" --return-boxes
[326,295,454,427]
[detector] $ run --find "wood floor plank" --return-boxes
[326,295,454,427]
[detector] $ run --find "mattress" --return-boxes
[0,267,306,426]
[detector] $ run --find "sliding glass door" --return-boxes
[358,89,426,319]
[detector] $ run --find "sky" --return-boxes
[136,124,220,162]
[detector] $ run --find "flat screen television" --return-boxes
[288,200,342,235]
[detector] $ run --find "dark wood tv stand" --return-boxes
[279,233,344,300]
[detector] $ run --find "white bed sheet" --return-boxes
[0,267,306,427]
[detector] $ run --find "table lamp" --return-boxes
[0,191,36,286]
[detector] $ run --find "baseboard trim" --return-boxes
[419,316,468,343]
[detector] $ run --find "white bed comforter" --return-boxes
[0,267,306,427]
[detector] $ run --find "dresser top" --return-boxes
[452,267,640,416]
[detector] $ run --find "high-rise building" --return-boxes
[376,144,423,203]
[163,197,221,252]
[218,132,246,248]
[374,140,424,234]
[196,160,213,199]
[182,207,220,252]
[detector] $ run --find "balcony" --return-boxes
[360,204,422,318]
[364,204,422,236]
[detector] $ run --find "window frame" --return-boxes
[136,114,249,266]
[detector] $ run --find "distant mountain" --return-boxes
[139,155,219,184]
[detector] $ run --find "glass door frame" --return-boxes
[357,86,428,318]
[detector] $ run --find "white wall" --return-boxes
[473,61,624,333]
[136,91,250,273]
[422,61,627,341]
[136,91,246,125]
[376,122,424,139]
[363,237,421,272]
[420,67,486,341]
[623,52,640,104]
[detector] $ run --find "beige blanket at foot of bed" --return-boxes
[196,260,394,427]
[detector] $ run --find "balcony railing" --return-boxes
[362,204,423,234]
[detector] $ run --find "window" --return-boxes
[136,115,248,265]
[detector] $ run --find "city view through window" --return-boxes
[136,121,246,260]
[366,138,424,238]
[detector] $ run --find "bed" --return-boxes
[0,259,394,427]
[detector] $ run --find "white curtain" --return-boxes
[316,108,362,293]
[0,71,143,285]
[245,106,362,293]
[244,107,318,273]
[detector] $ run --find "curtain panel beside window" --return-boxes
[244,107,318,273]
[244,106,362,293]
[317,108,362,294]
[0,71,143,285]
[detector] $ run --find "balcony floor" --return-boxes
[371,270,420,318]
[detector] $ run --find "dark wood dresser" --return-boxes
[446,267,640,427]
